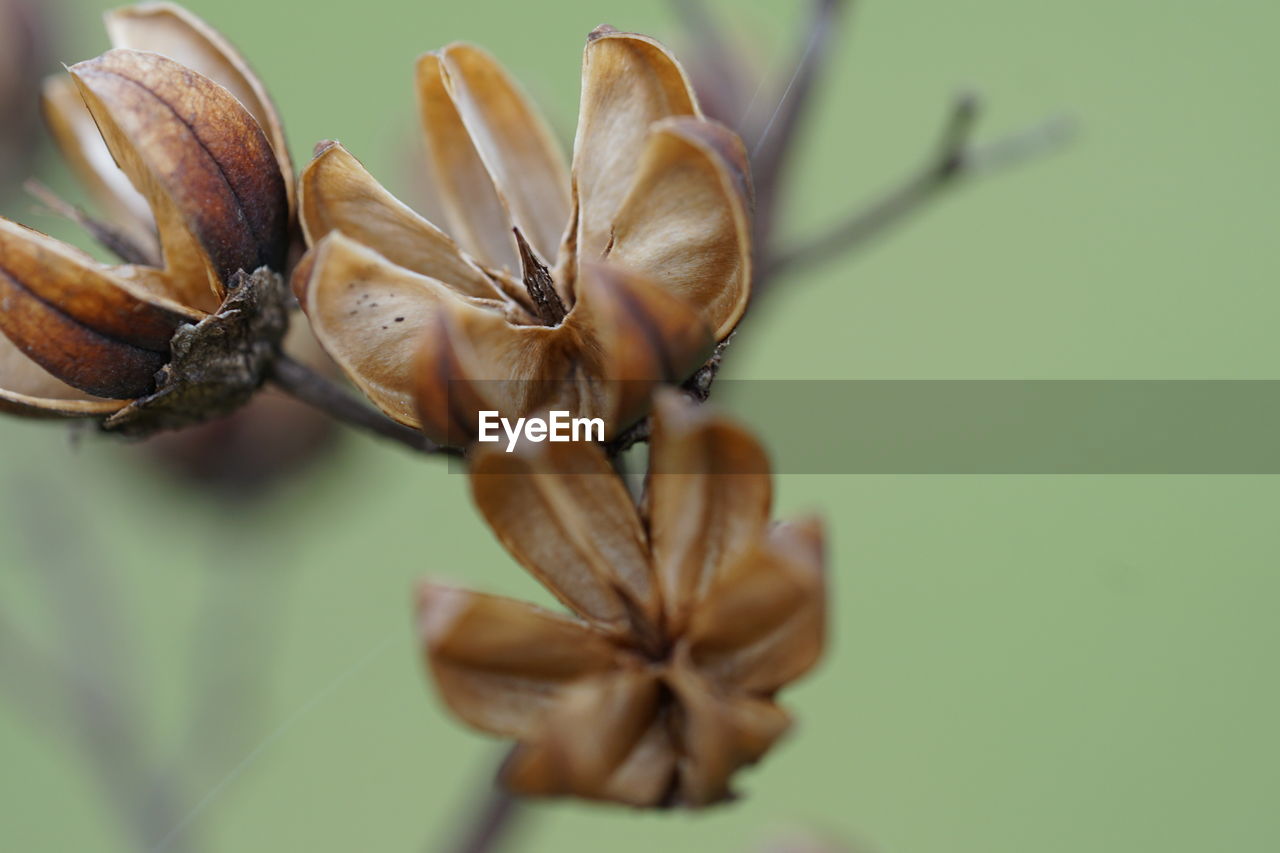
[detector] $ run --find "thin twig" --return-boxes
[765,97,1075,279]
[267,355,457,456]
[446,769,523,853]
[751,0,849,249]
[24,179,160,267]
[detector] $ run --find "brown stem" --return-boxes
[751,0,849,255]
[446,767,523,853]
[765,97,1074,279]
[267,355,457,456]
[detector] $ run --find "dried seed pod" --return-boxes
[295,27,752,447]
[1,7,292,432]
[416,392,827,808]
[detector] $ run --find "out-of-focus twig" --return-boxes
[748,0,848,253]
[269,354,458,457]
[440,752,524,853]
[7,473,195,852]
[766,97,1075,278]
[24,178,161,266]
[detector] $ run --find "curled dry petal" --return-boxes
[0,334,125,417]
[573,28,700,260]
[667,661,792,806]
[503,669,674,807]
[470,439,660,642]
[572,262,714,432]
[435,43,571,263]
[41,75,158,256]
[298,141,502,299]
[416,582,625,739]
[103,2,294,215]
[608,117,753,339]
[411,264,712,447]
[295,232,471,428]
[70,49,288,311]
[686,517,827,694]
[0,218,195,398]
[417,53,517,271]
[412,298,574,446]
[647,390,774,634]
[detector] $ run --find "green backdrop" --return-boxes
[1,1,1276,851]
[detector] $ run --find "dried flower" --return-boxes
[295,26,753,447]
[0,3,291,425]
[416,392,825,807]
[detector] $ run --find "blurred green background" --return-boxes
[1,1,1277,851]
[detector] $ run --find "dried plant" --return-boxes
[418,391,825,807]
[0,4,292,431]
[0,1,1071,849]
[294,27,752,447]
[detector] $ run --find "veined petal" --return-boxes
[104,2,295,215]
[0,218,198,348]
[416,582,624,740]
[573,28,700,261]
[667,660,791,807]
[570,262,713,435]
[503,669,674,807]
[608,117,753,339]
[70,49,288,310]
[416,53,516,271]
[0,271,166,399]
[298,141,501,300]
[437,43,571,263]
[40,75,158,257]
[687,517,827,694]
[0,334,126,418]
[0,218,195,399]
[470,438,659,642]
[647,390,773,635]
[294,231,473,428]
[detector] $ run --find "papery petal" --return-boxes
[40,75,158,256]
[0,218,196,398]
[503,669,675,807]
[687,517,827,694]
[416,53,516,271]
[608,117,753,339]
[573,28,700,261]
[412,296,574,447]
[470,438,659,642]
[437,43,571,264]
[294,231,475,428]
[0,334,125,417]
[416,582,624,739]
[104,2,294,214]
[0,271,166,399]
[667,661,791,807]
[647,390,773,635]
[0,218,198,347]
[570,262,714,435]
[298,141,501,300]
[70,49,288,310]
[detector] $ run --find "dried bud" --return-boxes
[0,5,293,431]
[294,28,753,447]
[416,392,826,807]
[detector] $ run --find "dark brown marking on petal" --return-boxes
[0,267,165,398]
[76,52,288,283]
